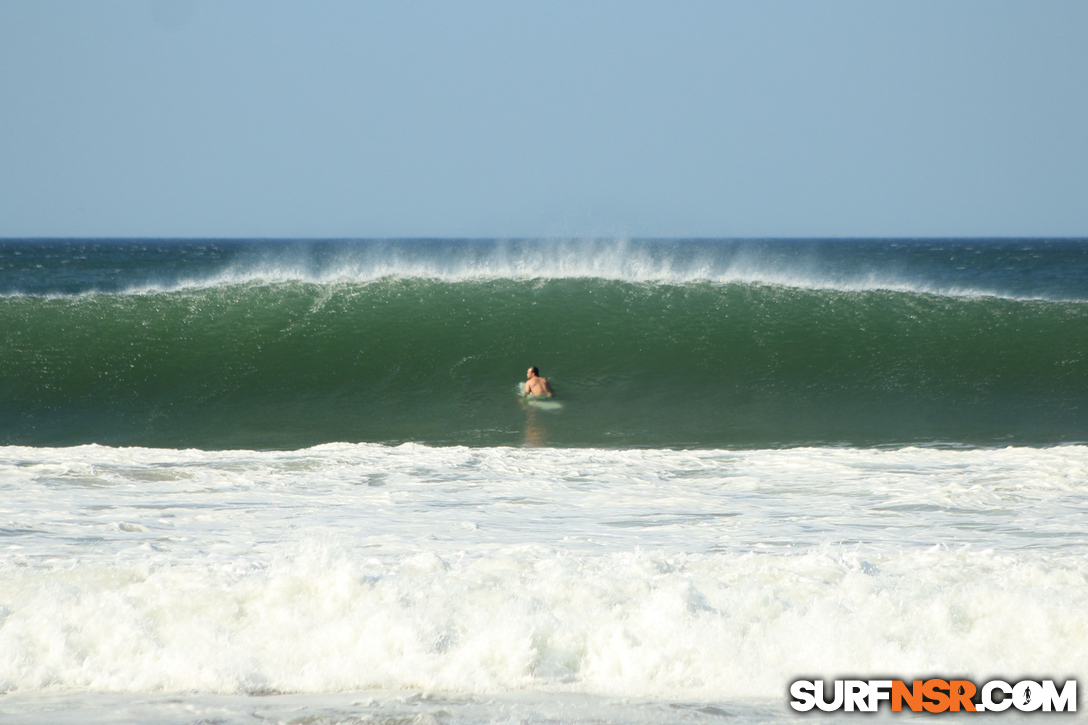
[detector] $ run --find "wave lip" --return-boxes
[100,238,1088,302]
[3,238,1088,300]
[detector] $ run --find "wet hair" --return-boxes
[528,366,539,376]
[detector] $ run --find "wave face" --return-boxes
[2,239,1087,448]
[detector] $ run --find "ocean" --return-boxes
[0,238,1085,724]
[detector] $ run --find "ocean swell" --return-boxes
[1,277,1087,448]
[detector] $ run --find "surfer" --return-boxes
[524,366,554,398]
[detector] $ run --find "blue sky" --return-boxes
[1,1,1086,238]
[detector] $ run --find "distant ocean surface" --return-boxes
[1,239,1086,724]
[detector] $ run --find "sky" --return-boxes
[1,1,1086,239]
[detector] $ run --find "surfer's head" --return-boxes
[527,366,539,377]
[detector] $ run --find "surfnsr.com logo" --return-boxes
[790,679,1076,713]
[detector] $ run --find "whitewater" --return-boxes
[2,442,1087,723]
[1,239,1087,724]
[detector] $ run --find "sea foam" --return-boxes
[1,443,1085,698]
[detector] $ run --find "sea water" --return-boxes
[0,239,1086,724]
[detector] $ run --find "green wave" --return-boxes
[2,279,1086,448]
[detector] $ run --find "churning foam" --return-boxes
[4,541,1085,698]
[1,443,1086,699]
